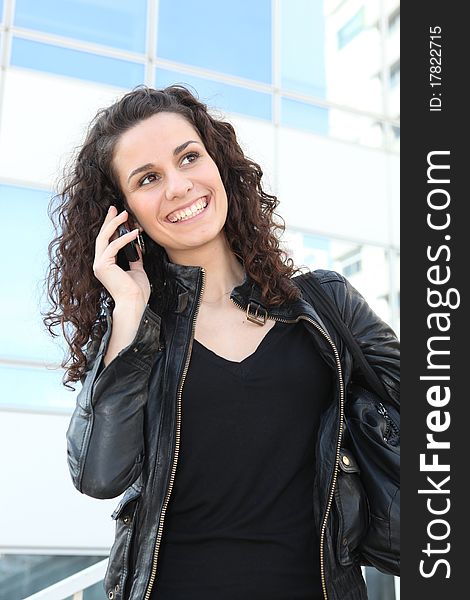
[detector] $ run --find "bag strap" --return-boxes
[293,273,389,402]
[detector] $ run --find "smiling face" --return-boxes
[112,111,229,262]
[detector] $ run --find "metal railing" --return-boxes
[22,559,108,600]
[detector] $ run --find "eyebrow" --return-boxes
[127,140,200,183]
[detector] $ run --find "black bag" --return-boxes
[294,273,400,576]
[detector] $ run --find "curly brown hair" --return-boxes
[43,84,302,387]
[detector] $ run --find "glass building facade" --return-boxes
[0,1,399,598]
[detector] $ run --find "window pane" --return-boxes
[0,1,4,23]
[280,1,387,114]
[337,7,365,49]
[324,1,385,114]
[388,8,400,34]
[391,124,400,151]
[282,101,386,148]
[157,0,272,83]
[282,231,332,270]
[332,242,393,324]
[280,0,326,97]
[14,0,148,53]
[156,68,272,121]
[281,97,329,135]
[11,37,145,88]
[0,555,104,600]
[328,107,385,148]
[364,567,397,600]
[0,365,76,411]
[0,184,64,363]
[283,231,397,327]
[389,60,400,88]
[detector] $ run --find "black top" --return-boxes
[151,320,333,600]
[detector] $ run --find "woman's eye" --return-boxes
[137,153,199,187]
[181,152,200,166]
[140,173,158,186]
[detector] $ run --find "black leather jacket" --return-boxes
[66,260,400,600]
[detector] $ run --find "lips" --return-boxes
[166,195,210,223]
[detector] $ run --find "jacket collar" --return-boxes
[161,252,336,367]
[162,250,261,308]
[161,251,326,329]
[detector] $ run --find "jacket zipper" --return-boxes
[377,402,399,442]
[230,298,345,600]
[144,268,206,600]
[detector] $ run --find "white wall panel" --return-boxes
[0,69,123,187]
[226,113,276,195]
[0,411,116,552]
[277,126,399,246]
[389,154,400,248]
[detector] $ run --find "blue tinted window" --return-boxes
[388,9,400,34]
[11,38,145,88]
[0,365,75,410]
[0,556,104,598]
[0,184,65,364]
[0,1,4,22]
[302,233,332,269]
[14,0,147,53]
[281,97,329,135]
[157,0,272,83]
[156,69,272,121]
[338,7,365,49]
[280,0,326,97]
[390,61,400,88]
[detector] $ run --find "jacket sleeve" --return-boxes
[317,270,400,409]
[65,305,162,499]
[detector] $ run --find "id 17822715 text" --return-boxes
[429,26,442,112]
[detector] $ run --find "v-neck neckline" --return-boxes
[193,320,282,369]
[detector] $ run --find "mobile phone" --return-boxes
[117,223,140,263]
[114,196,140,264]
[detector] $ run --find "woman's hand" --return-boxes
[93,205,151,309]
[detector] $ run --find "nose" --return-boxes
[164,168,193,201]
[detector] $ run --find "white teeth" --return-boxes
[168,197,208,223]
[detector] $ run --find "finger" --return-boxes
[98,205,119,234]
[104,204,117,222]
[101,227,139,261]
[98,207,129,238]
[95,209,131,256]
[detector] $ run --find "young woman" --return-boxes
[44,85,400,600]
